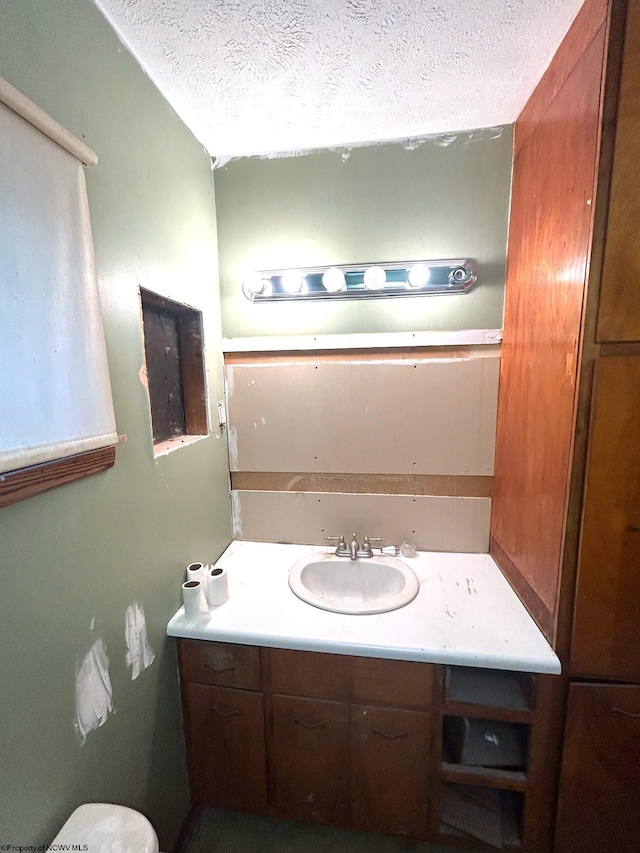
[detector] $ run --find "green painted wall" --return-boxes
[215,130,513,338]
[0,0,231,847]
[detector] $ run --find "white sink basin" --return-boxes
[288,552,420,615]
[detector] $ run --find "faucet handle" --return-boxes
[358,536,371,556]
[324,535,348,556]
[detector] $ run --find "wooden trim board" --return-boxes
[0,445,116,508]
[231,472,492,498]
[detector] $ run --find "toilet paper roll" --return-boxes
[207,566,229,607]
[182,580,209,620]
[186,562,207,585]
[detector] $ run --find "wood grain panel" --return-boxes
[142,300,186,442]
[597,0,640,340]
[179,315,208,435]
[351,705,430,837]
[178,639,261,689]
[0,445,116,508]
[225,356,499,476]
[234,490,491,553]
[269,648,352,700]
[491,28,607,640]
[272,695,350,825]
[231,472,492,497]
[351,658,433,710]
[571,356,640,680]
[225,346,500,364]
[555,682,640,853]
[187,683,268,812]
[515,0,608,157]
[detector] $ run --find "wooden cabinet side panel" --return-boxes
[187,683,268,813]
[351,704,431,838]
[272,695,351,825]
[491,27,607,641]
[597,0,640,341]
[571,356,640,680]
[555,682,640,852]
[514,0,608,157]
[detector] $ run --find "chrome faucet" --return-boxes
[349,533,359,561]
[325,534,385,560]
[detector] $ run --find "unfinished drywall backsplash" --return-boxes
[227,346,499,551]
[215,128,513,338]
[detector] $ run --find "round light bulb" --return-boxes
[243,272,267,295]
[408,264,431,288]
[322,267,346,293]
[281,271,305,293]
[363,265,387,290]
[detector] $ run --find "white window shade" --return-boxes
[0,87,117,476]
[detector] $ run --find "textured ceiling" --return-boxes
[94,0,584,160]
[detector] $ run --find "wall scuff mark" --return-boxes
[125,603,155,680]
[74,638,113,746]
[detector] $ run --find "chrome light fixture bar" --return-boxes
[242,259,477,302]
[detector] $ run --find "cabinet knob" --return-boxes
[628,524,640,532]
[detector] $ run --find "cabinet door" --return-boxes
[555,683,640,853]
[187,683,268,812]
[272,695,350,825]
[596,0,640,342]
[571,356,640,680]
[351,704,430,837]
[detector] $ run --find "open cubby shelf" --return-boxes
[445,667,536,721]
[438,782,523,851]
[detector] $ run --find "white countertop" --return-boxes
[166,541,561,674]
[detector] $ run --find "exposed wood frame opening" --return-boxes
[140,289,209,454]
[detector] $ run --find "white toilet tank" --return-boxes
[51,804,159,853]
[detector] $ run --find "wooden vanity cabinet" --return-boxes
[178,639,434,837]
[268,647,433,837]
[177,639,555,850]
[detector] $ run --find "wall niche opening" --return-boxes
[140,289,208,453]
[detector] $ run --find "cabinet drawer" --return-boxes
[352,657,433,709]
[269,648,433,707]
[179,639,261,689]
[269,648,352,700]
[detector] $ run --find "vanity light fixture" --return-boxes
[242,259,477,302]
